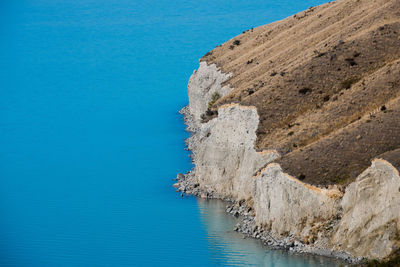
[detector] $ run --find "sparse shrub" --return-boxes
[298,87,312,94]
[233,39,241,46]
[200,109,218,122]
[256,129,266,134]
[247,88,254,95]
[341,77,360,89]
[208,92,221,109]
[205,108,214,116]
[345,57,358,66]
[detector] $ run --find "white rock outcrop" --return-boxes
[184,63,278,200]
[181,61,400,261]
[253,163,342,241]
[187,62,232,129]
[191,104,279,200]
[332,159,400,259]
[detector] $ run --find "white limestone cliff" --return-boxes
[191,103,279,200]
[181,62,400,261]
[253,163,342,243]
[332,159,400,259]
[186,62,232,130]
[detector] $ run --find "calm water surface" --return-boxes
[0,0,339,266]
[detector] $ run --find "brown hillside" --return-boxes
[202,0,400,185]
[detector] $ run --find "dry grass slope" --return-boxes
[201,0,400,185]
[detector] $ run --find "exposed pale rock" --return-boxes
[187,62,232,128]
[192,103,279,200]
[253,163,342,240]
[332,159,400,259]
[180,57,400,261]
[184,62,278,200]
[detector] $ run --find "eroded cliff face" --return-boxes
[201,0,400,186]
[252,159,400,260]
[190,103,278,200]
[332,159,400,259]
[183,4,400,260]
[180,62,400,261]
[185,62,278,200]
[186,62,232,130]
[253,163,341,243]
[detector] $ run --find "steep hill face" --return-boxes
[201,0,400,185]
[178,0,400,260]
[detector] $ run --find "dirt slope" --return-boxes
[202,0,400,185]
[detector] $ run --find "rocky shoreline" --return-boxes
[174,170,359,264]
[174,106,360,264]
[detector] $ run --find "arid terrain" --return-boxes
[202,0,400,186]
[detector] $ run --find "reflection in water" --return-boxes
[197,199,341,267]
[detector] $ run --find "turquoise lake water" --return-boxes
[0,0,340,266]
